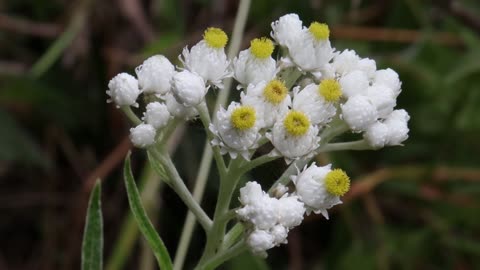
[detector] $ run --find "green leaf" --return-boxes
[81,180,103,270]
[124,153,173,270]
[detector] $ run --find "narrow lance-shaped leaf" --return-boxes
[81,179,103,270]
[124,153,174,270]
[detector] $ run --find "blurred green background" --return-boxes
[1,0,480,269]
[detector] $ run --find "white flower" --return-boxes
[287,22,335,72]
[365,84,396,119]
[363,121,389,149]
[209,102,262,160]
[374,68,402,97]
[277,196,305,228]
[384,109,410,145]
[332,49,360,75]
[233,38,277,87]
[135,55,175,95]
[292,82,338,126]
[164,93,198,120]
[129,123,156,148]
[107,73,140,108]
[267,110,320,163]
[180,28,231,88]
[247,229,275,257]
[241,80,291,127]
[271,13,303,48]
[237,196,279,230]
[270,225,288,245]
[292,163,350,218]
[143,102,171,129]
[171,70,208,107]
[339,70,369,98]
[341,95,378,131]
[357,58,377,78]
[239,181,264,206]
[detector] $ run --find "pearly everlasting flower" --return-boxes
[271,13,303,48]
[364,121,389,148]
[143,102,171,129]
[384,109,410,145]
[332,49,360,75]
[239,181,264,206]
[135,55,175,95]
[365,84,396,119]
[247,229,275,257]
[277,196,305,228]
[292,80,340,126]
[339,70,369,98]
[180,27,231,88]
[164,93,198,120]
[270,225,288,245]
[292,163,350,218]
[171,70,208,107]
[233,38,277,87]
[374,68,402,97]
[287,22,336,72]
[241,80,291,127]
[129,123,156,148]
[267,110,320,163]
[209,102,262,160]
[107,73,140,108]
[341,95,378,131]
[357,58,377,78]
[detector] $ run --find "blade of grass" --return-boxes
[81,179,103,270]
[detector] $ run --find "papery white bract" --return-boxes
[143,102,171,129]
[135,55,175,95]
[172,70,208,107]
[107,73,140,108]
[129,123,156,148]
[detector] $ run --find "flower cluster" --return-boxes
[105,13,410,259]
[237,163,350,256]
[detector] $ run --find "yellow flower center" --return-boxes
[263,80,288,105]
[325,169,350,196]
[230,106,256,131]
[203,27,228,48]
[250,37,274,59]
[308,22,330,40]
[283,111,310,136]
[319,79,342,102]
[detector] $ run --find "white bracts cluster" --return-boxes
[107,73,140,108]
[364,109,410,148]
[209,103,262,160]
[292,84,336,126]
[180,41,231,88]
[171,70,207,107]
[129,123,156,148]
[143,102,171,129]
[164,93,198,120]
[237,182,305,257]
[233,49,276,87]
[135,55,175,95]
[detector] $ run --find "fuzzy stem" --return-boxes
[121,106,142,125]
[320,139,372,152]
[195,241,247,270]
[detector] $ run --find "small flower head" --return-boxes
[129,123,156,148]
[171,70,207,107]
[203,27,228,48]
[319,79,342,102]
[135,55,174,95]
[107,73,140,108]
[230,106,256,131]
[263,80,288,105]
[308,22,330,40]
[283,110,311,136]
[325,169,350,196]
[143,102,171,129]
[250,37,274,59]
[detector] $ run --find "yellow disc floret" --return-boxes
[325,169,350,196]
[230,106,256,131]
[283,111,310,136]
[319,79,342,102]
[308,22,330,40]
[263,80,288,105]
[203,27,228,48]
[250,37,274,59]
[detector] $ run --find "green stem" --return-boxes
[148,148,212,230]
[173,146,213,270]
[222,224,244,250]
[320,139,372,152]
[195,241,248,270]
[121,106,142,125]
[239,154,279,174]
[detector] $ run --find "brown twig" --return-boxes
[331,25,464,47]
[0,14,62,38]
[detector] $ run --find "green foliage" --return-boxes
[81,180,103,270]
[124,153,173,270]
